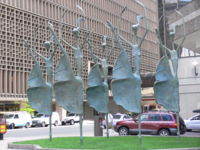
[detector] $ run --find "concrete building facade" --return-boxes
[0,0,159,119]
[168,0,200,119]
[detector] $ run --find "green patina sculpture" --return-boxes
[48,8,88,143]
[24,28,55,141]
[107,0,148,114]
[86,35,115,138]
[86,35,112,114]
[154,10,185,136]
[48,21,84,115]
[107,0,148,144]
[24,30,54,116]
[154,10,186,113]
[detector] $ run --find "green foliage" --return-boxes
[16,136,200,150]
[20,102,35,115]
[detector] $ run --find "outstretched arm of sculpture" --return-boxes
[136,0,148,48]
[24,40,38,63]
[103,35,115,61]
[30,27,47,60]
[119,35,132,46]
[32,47,46,60]
[87,39,101,63]
[48,22,68,56]
[106,21,124,51]
[73,17,85,38]
[60,38,77,50]
[175,10,186,51]
[155,29,171,55]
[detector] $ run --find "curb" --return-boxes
[8,143,88,150]
[8,143,200,150]
[8,143,41,150]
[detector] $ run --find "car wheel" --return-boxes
[54,121,58,126]
[119,127,129,136]
[62,121,66,125]
[158,129,170,136]
[10,123,15,129]
[25,122,31,128]
[70,120,75,125]
[186,129,192,132]
[41,122,46,127]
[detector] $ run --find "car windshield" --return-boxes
[5,114,14,119]
[113,114,121,119]
[34,114,49,118]
[68,114,75,116]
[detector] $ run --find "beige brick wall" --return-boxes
[0,0,159,101]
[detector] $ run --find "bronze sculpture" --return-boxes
[24,29,55,140]
[48,10,87,144]
[154,10,185,136]
[107,0,148,144]
[86,34,115,138]
[107,0,148,114]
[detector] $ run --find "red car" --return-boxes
[114,111,186,136]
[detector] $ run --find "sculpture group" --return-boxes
[24,0,185,145]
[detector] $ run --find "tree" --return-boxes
[20,102,35,115]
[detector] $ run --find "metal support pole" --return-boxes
[176,112,180,137]
[138,114,142,145]
[49,115,52,141]
[106,113,109,138]
[79,114,83,145]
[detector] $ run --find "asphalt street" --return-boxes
[0,120,199,150]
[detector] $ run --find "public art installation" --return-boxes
[107,0,148,144]
[86,36,109,114]
[86,35,115,138]
[48,14,87,144]
[154,10,185,136]
[24,29,55,140]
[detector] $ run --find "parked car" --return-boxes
[184,114,200,131]
[114,111,186,136]
[112,113,132,126]
[32,112,60,127]
[4,111,32,129]
[102,113,132,129]
[62,113,79,125]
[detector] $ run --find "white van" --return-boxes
[32,112,61,127]
[4,111,32,129]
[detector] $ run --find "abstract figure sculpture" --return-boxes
[154,12,185,112]
[86,36,109,114]
[48,22,83,115]
[107,0,148,114]
[24,29,55,140]
[154,10,185,136]
[48,14,87,144]
[107,0,148,144]
[86,35,115,138]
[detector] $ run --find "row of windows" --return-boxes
[141,114,173,121]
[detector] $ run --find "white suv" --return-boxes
[62,113,79,125]
[32,112,61,127]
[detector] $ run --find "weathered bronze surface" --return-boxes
[48,21,84,115]
[86,35,113,114]
[154,10,185,113]
[24,31,54,115]
[107,0,148,113]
